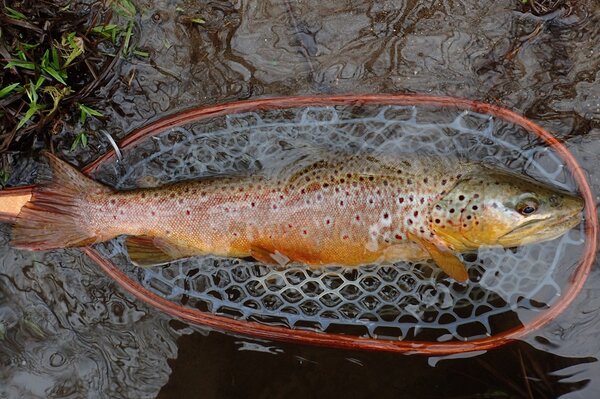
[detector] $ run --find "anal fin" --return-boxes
[125,235,196,267]
[407,233,468,282]
[250,245,290,268]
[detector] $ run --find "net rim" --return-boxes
[28,94,600,354]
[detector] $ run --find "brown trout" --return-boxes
[11,152,583,282]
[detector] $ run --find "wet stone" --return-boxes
[261,294,283,310]
[225,285,246,302]
[281,288,303,303]
[377,266,399,282]
[265,275,286,292]
[212,270,231,288]
[359,276,381,292]
[360,295,381,311]
[300,281,324,297]
[245,280,266,297]
[299,300,322,316]
[379,285,400,302]
[319,293,343,308]
[339,284,361,300]
[338,303,361,319]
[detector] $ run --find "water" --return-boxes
[1,0,600,397]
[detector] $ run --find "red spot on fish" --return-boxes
[414,211,419,217]
[303,230,307,235]
[110,199,116,205]
[355,215,360,221]
[399,197,404,204]
[395,234,402,240]
[151,211,155,216]
[272,204,277,210]
[340,201,344,206]
[343,235,349,240]
[251,202,256,207]
[186,210,190,215]
[383,213,389,219]
[326,219,331,225]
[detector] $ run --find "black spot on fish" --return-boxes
[459,195,465,201]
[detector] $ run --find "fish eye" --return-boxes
[516,198,539,216]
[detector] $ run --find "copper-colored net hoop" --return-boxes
[44,95,600,354]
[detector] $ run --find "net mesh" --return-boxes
[92,104,585,342]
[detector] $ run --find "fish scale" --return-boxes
[89,155,465,266]
[11,152,583,282]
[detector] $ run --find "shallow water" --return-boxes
[1,0,600,398]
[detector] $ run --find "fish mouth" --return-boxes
[499,207,583,246]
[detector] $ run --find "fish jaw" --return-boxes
[430,165,584,251]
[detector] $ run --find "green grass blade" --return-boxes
[0,83,21,98]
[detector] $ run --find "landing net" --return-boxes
[91,100,587,345]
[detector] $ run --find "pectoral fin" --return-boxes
[250,245,290,268]
[125,235,196,267]
[408,233,468,282]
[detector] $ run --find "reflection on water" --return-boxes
[159,333,595,398]
[1,0,600,397]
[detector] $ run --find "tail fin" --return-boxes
[11,152,111,250]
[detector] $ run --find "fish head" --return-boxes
[430,167,584,250]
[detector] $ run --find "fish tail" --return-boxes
[11,152,111,250]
